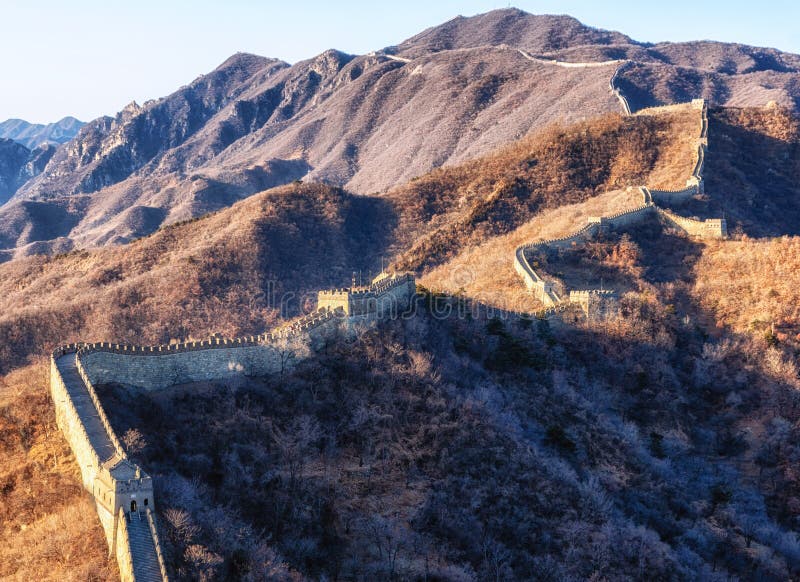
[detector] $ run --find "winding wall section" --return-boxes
[514,97,725,316]
[51,273,415,580]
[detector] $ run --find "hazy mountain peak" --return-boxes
[0,116,85,149]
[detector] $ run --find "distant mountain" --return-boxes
[0,117,84,150]
[0,139,29,202]
[2,8,800,257]
[0,139,57,205]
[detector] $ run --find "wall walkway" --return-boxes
[514,96,726,317]
[52,272,415,580]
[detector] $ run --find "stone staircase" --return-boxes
[126,510,164,582]
[52,346,168,581]
[55,352,117,462]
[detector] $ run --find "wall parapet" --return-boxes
[52,272,416,580]
[115,507,136,582]
[658,208,728,239]
[146,508,170,581]
[75,352,126,460]
[648,185,698,206]
[513,97,727,317]
[513,202,653,313]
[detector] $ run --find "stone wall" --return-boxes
[569,290,618,317]
[517,49,624,69]
[658,208,728,239]
[52,273,416,580]
[513,223,600,305]
[648,185,698,206]
[115,510,136,582]
[82,344,285,391]
[51,355,103,490]
[75,279,419,392]
[51,345,168,580]
[609,63,632,115]
[589,203,656,230]
[513,98,726,316]
[317,273,416,317]
[514,202,654,315]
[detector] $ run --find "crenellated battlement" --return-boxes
[514,96,725,319]
[658,208,728,239]
[52,271,416,581]
[317,272,416,316]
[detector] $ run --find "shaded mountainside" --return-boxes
[3,95,800,579]
[0,43,620,256]
[6,8,800,257]
[0,139,56,205]
[0,116,84,149]
[0,139,30,202]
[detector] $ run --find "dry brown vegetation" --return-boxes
[420,188,640,311]
[0,182,396,374]
[694,236,800,347]
[389,108,699,272]
[0,363,118,581]
[2,100,799,579]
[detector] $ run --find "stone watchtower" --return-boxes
[569,289,618,319]
[93,454,155,550]
[317,271,416,318]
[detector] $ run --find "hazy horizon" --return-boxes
[2,0,797,124]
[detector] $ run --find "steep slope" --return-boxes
[0,46,620,256]
[0,138,30,203]
[0,117,84,149]
[3,9,800,257]
[388,107,700,273]
[15,53,285,202]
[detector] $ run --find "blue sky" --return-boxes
[2,0,798,123]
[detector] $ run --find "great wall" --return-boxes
[51,52,729,580]
[513,84,728,317]
[50,274,415,581]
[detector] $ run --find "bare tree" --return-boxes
[270,334,311,378]
[122,428,147,456]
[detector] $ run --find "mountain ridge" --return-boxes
[0,116,84,149]
[2,8,800,260]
